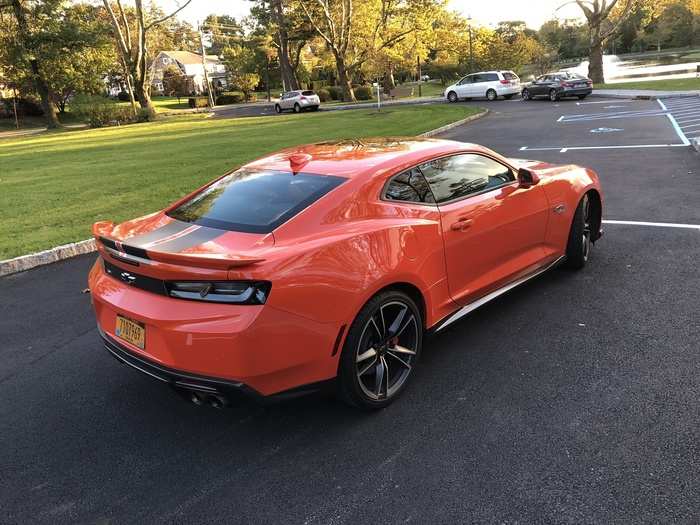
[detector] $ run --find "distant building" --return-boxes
[151,51,227,94]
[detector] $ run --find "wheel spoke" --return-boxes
[378,305,388,338]
[387,305,408,336]
[357,347,377,363]
[358,356,378,377]
[391,344,416,356]
[374,358,386,397]
[395,314,415,338]
[387,350,412,370]
[368,317,384,339]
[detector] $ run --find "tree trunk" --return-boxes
[588,35,605,83]
[335,54,355,102]
[382,66,396,92]
[271,0,299,91]
[11,0,61,129]
[133,77,153,111]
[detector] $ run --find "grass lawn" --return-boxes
[0,104,481,259]
[595,77,700,91]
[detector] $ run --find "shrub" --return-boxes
[136,107,156,123]
[354,86,373,101]
[188,96,210,108]
[17,98,44,116]
[71,94,131,128]
[326,86,342,100]
[316,88,331,102]
[215,91,245,105]
[117,91,131,102]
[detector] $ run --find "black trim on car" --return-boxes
[99,236,150,259]
[103,259,168,296]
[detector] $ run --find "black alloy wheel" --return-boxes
[338,291,422,409]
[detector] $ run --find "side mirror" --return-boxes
[518,167,540,187]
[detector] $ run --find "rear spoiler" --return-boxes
[93,221,264,270]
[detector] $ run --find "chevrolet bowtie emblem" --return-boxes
[120,271,137,284]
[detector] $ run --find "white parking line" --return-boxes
[520,143,688,152]
[576,100,632,105]
[681,122,700,129]
[667,113,692,145]
[603,220,700,230]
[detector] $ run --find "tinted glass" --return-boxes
[168,169,346,233]
[301,90,315,96]
[484,73,499,81]
[419,154,515,203]
[503,72,518,80]
[384,168,435,203]
[458,76,471,85]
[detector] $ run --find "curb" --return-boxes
[591,92,700,101]
[420,108,489,137]
[0,109,488,278]
[0,239,96,278]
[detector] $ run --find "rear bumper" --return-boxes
[560,87,593,97]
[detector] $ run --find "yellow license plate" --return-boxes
[115,315,145,350]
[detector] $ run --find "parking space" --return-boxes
[659,96,700,140]
[2,97,699,523]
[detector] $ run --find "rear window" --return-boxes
[301,90,315,96]
[502,72,519,80]
[168,169,346,233]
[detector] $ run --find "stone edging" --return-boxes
[0,108,489,278]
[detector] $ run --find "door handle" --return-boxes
[450,218,473,231]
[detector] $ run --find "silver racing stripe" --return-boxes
[145,225,224,253]
[122,220,195,248]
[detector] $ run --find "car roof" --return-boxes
[243,138,490,179]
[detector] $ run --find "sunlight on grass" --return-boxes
[0,104,480,259]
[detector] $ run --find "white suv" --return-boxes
[444,71,521,102]
[275,90,321,113]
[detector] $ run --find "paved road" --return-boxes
[2,99,700,523]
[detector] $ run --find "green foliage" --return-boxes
[354,86,373,100]
[117,91,132,102]
[316,88,331,102]
[71,94,132,128]
[161,65,188,100]
[216,92,245,104]
[326,86,342,100]
[188,97,210,108]
[222,44,261,96]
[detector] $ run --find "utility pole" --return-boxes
[468,15,474,73]
[417,55,422,97]
[199,22,215,108]
[266,56,271,102]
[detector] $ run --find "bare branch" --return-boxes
[145,0,192,30]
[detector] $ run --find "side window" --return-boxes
[485,73,499,82]
[384,168,435,204]
[419,154,515,203]
[458,76,471,85]
[471,74,483,83]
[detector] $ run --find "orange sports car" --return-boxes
[88,138,603,409]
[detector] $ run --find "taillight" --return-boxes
[166,281,272,305]
[500,79,510,85]
[300,96,307,101]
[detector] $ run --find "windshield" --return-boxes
[168,169,346,233]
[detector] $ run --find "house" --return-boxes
[151,51,227,94]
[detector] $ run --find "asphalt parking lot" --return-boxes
[2,97,699,523]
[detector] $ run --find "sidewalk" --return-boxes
[592,89,700,100]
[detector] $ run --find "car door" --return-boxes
[419,153,550,306]
[455,75,473,98]
[530,76,547,96]
[468,74,484,97]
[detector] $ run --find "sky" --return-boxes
[161,0,585,30]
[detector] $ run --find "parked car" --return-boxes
[522,72,593,101]
[89,138,603,410]
[275,90,320,113]
[445,71,521,102]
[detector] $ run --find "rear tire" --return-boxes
[337,290,422,410]
[274,104,282,113]
[310,105,319,111]
[447,91,458,103]
[521,89,531,101]
[293,103,301,113]
[549,89,559,102]
[564,194,593,270]
[486,89,497,101]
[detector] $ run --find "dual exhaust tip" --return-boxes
[189,391,228,409]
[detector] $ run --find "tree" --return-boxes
[161,64,188,102]
[102,0,192,113]
[567,0,637,83]
[222,44,261,99]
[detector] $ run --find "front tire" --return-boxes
[564,194,593,270]
[447,91,458,103]
[274,104,282,113]
[486,89,497,101]
[521,89,531,101]
[337,291,422,410]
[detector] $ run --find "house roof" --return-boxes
[159,51,220,65]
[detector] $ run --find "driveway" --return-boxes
[2,97,699,523]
